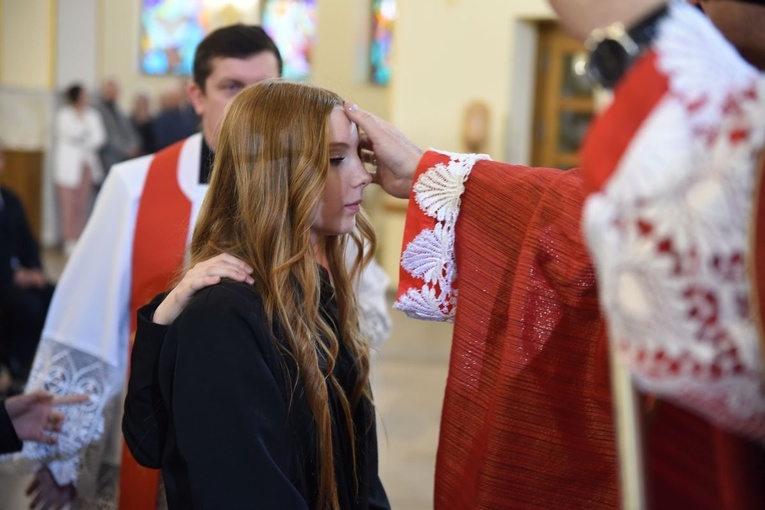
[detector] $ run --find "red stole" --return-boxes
[119,139,192,509]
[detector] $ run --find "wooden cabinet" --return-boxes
[532,22,596,170]
[0,150,44,241]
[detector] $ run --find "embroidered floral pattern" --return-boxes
[10,339,126,485]
[394,151,490,321]
[583,3,765,441]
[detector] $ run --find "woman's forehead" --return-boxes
[328,108,359,144]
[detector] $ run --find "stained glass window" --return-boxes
[261,0,318,81]
[370,0,396,85]
[140,0,261,76]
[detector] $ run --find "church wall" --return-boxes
[0,0,54,90]
[392,0,552,160]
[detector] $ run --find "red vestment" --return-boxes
[398,152,617,508]
[398,148,765,508]
[397,14,765,499]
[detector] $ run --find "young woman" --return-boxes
[123,80,389,510]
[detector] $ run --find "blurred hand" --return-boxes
[153,253,254,325]
[344,102,424,200]
[5,390,89,444]
[546,0,668,40]
[26,467,76,510]
[5,391,89,444]
[13,268,47,289]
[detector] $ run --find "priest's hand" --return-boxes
[26,467,76,510]
[546,0,668,40]
[153,253,254,326]
[344,101,423,200]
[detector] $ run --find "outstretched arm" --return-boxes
[343,104,495,322]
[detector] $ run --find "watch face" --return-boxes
[587,39,630,88]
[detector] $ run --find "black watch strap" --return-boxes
[628,4,669,49]
[586,4,669,89]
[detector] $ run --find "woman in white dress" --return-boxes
[54,84,106,256]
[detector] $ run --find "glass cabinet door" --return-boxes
[532,22,595,170]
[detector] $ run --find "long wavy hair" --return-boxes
[189,79,376,509]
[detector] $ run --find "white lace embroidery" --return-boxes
[583,3,765,441]
[8,338,126,486]
[394,151,491,321]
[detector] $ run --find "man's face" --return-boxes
[103,80,119,102]
[188,52,281,149]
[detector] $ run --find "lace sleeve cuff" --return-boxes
[394,150,490,321]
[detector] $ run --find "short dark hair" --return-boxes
[192,25,282,91]
[64,84,84,105]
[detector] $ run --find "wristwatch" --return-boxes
[585,4,669,89]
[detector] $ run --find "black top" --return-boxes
[123,278,389,510]
[0,399,23,454]
[0,186,42,285]
[200,137,214,184]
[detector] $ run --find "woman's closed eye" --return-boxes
[330,156,345,166]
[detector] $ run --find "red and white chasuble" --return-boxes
[579,4,765,508]
[581,4,765,444]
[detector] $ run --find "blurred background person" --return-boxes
[0,140,54,395]
[93,77,141,180]
[130,90,156,155]
[150,81,198,151]
[53,83,105,256]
